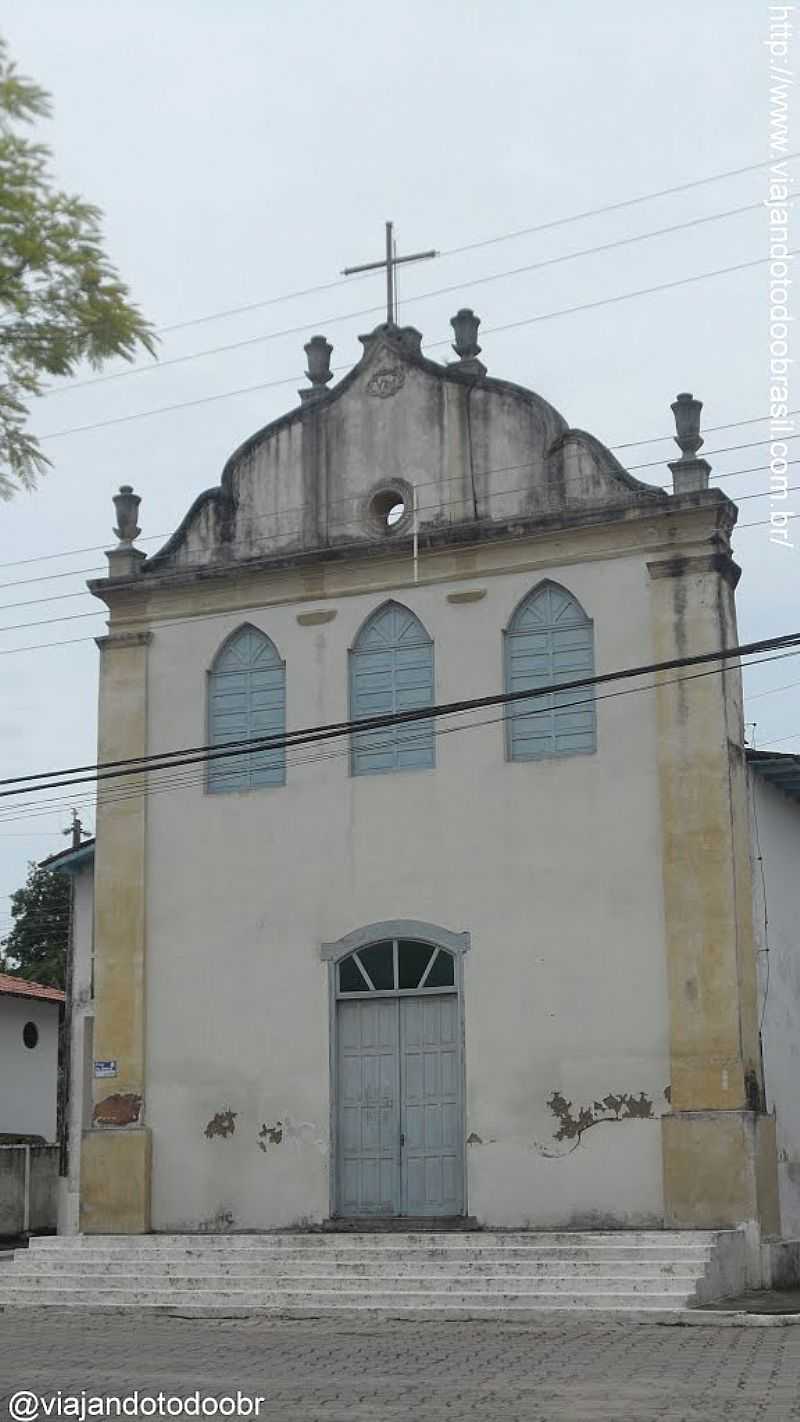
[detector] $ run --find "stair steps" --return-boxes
[0,1230,746,1316]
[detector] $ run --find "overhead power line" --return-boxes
[125,151,800,338]
[1,476,796,616]
[46,202,761,396]
[2,629,798,801]
[2,645,799,831]
[8,430,780,605]
[3,402,798,578]
[0,500,791,654]
[36,251,788,445]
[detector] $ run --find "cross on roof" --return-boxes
[342,221,437,325]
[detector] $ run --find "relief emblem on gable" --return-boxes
[366,365,406,398]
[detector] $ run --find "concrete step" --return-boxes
[20,1244,717,1264]
[11,1258,706,1279]
[0,1285,696,1310]
[1,1272,697,1294]
[26,1230,721,1250]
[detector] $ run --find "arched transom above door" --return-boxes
[337,939,455,995]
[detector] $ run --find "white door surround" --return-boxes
[321,920,470,1219]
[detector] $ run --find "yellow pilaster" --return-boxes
[80,629,151,1233]
[648,539,779,1233]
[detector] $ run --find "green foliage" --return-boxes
[0,36,157,498]
[0,859,70,989]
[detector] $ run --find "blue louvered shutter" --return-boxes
[208,626,286,792]
[506,583,596,760]
[350,603,435,776]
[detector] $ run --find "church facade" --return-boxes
[61,314,795,1243]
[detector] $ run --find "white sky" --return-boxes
[0,0,797,924]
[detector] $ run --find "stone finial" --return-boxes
[107,484,145,578]
[300,335,333,403]
[671,392,703,459]
[668,392,710,494]
[449,309,486,377]
[113,485,141,546]
[451,309,482,360]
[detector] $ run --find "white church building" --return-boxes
[50,309,800,1259]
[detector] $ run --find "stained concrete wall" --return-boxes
[143,550,671,1231]
[0,996,60,1141]
[0,1145,58,1235]
[752,770,800,1234]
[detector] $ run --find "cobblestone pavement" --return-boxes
[1,1314,800,1421]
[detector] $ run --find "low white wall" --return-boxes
[0,996,60,1141]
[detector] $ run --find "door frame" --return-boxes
[321,919,471,1219]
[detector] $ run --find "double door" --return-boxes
[336,993,462,1217]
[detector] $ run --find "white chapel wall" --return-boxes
[142,546,671,1231]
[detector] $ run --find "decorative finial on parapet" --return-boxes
[113,485,141,545]
[107,484,145,578]
[300,335,333,404]
[668,392,711,494]
[449,309,486,377]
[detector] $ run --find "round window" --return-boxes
[370,488,406,531]
[22,1021,39,1050]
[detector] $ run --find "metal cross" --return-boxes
[342,221,437,325]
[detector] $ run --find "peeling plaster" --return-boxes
[257,1116,327,1154]
[93,1092,141,1127]
[549,1090,654,1143]
[532,1089,656,1156]
[258,1121,283,1152]
[204,1108,237,1140]
[466,1132,483,1145]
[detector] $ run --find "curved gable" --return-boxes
[140,320,668,581]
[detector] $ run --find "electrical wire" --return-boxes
[35,251,788,445]
[4,403,799,577]
[136,151,800,337]
[0,498,790,655]
[1,630,797,799]
[1,645,798,832]
[3,433,799,618]
[45,202,761,396]
[1,477,796,617]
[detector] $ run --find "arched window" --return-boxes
[350,602,435,776]
[505,581,596,761]
[207,625,286,793]
[336,939,455,994]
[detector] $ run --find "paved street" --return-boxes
[0,1314,799,1421]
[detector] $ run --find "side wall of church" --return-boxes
[753,772,800,1235]
[141,548,671,1231]
[58,862,94,1235]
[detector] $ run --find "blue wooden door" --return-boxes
[336,992,462,1217]
[337,998,401,1215]
[401,995,462,1216]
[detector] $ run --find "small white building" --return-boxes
[0,973,63,1142]
[55,312,800,1251]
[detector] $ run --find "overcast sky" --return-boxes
[0,0,795,924]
